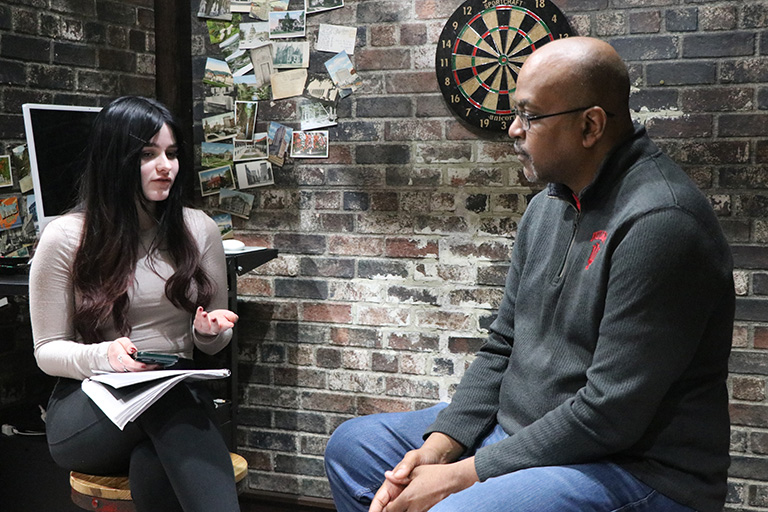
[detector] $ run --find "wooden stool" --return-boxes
[70,452,248,511]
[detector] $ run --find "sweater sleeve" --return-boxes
[30,216,113,380]
[471,208,733,481]
[188,209,233,354]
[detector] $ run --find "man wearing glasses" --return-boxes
[325,37,734,512]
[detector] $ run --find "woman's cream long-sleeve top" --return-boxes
[30,208,232,381]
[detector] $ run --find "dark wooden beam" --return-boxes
[154,0,194,198]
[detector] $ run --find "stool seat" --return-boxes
[70,452,247,510]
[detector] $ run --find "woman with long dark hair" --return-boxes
[30,96,241,511]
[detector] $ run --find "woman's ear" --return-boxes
[582,106,608,149]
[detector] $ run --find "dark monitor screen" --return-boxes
[22,104,101,234]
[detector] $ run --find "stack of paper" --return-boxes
[82,369,231,430]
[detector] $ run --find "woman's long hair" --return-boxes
[72,96,215,344]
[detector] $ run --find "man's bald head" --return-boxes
[520,37,632,125]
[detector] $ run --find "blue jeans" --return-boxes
[324,404,695,512]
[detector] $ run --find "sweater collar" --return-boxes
[547,123,659,208]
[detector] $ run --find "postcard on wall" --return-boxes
[272,41,309,68]
[250,0,289,20]
[299,99,337,131]
[10,145,31,193]
[203,111,238,142]
[207,17,240,45]
[269,10,306,39]
[199,165,236,197]
[234,136,269,161]
[203,58,233,87]
[271,68,307,100]
[239,22,270,49]
[234,74,271,101]
[204,85,235,114]
[235,101,258,140]
[218,188,255,219]
[197,0,232,20]
[226,49,254,76]
[249,45,274,88]
[235,160,274,189]
[316,24,357,55]
[0,196,22,231]
[291,130,329,158]
[325,50,361,97]
[306,0,343,15]
[304,73,339,104]
[230,0,252,13]
[0,156,12,188]
[267,121,293,167]
[219,32,241,58]
[201,142,234,169]
[212,212,234,239]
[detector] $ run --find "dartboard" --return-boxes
[436,0,573,132]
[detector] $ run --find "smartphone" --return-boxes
[133,351,179,367]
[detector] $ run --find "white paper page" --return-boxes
[83,369,230,429]
[316,24,357,55]
[90,369,230,389]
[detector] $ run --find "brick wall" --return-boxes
[0,0,155,405]
[187,1,768,509]
[0,1,766,510]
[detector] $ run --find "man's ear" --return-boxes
[582,106,608,149]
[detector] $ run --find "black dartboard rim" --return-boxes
[436,0,573,132]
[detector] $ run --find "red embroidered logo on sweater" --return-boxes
[586,230,608,270]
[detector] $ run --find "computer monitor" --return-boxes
[22,103,102,234]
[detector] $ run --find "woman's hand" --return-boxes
[107,337,159,373]
[194,307,239,336]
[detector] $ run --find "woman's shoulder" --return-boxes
[39,213,85,243]
[182,207,220,237]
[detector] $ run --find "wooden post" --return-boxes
[154,0,194,199]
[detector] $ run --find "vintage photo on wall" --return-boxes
[239,22,270,49]
[291,130,329,158]
[234,74,272,101]
[234,101,258,140]
[325,50,361,97]
[203,111,238,142]
[304,73,339,104]
[212,212,234,239]
[0,156,12,188]
[299,99,337,131]
[235,159,275,189]
[204,85,235,114]
[199,165,236,197]
[234,135,269,162]
[226,49,254,76]
[11,144,32,193]
[269,10,306,39]
[203,58,233,87]
[271,68,307,100]
[201,141,234,169]
[306,0,343,15]
[267,121,294,167]
[273,41,310,68]
[218,188,255,219]
[197,0,231,20]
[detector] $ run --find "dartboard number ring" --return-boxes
[436,0,573,132]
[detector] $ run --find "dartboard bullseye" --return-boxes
[436,0,573,132]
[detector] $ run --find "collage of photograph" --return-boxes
[197,0,354,227]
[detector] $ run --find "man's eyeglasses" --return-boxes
[514,106,614,131]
